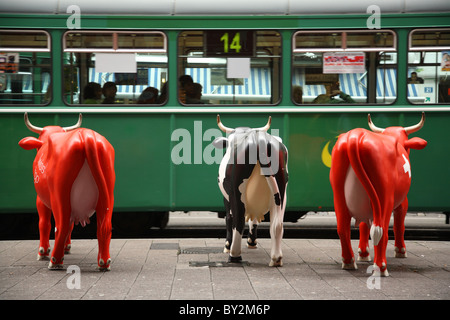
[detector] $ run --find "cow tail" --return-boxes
[83,130,113,231]
[347,131,381,227]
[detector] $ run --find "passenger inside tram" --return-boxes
[102,82,117,104]
[185,83,208,104]
[292,85,303,104]
[312,81,355,104]
[83,82,102,104]
[137,87,159,104]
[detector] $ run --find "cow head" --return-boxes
[19,113,82,150]
[367,112,427,152]
[212,114,272,150]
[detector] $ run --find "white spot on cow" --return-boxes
[402,154,411,178]
[370,225,383,246]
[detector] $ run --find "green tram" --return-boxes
[1,1,449,233]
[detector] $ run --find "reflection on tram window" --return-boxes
[0,30,51,105]
[408,28,450,104]
[178,30,281,105]
[63,31,168,105]
[292,30,397,105]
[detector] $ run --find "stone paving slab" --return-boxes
[1,238,449,301]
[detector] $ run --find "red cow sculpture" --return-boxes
[19,113,115,270]
[330,113,427,276]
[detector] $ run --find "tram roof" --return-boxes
[1,0,450,15]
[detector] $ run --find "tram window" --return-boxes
[292,30,397,105]
[178,30,281,105]
[0,30,51,105]
[408,28,450,104]
[63,31,168,105]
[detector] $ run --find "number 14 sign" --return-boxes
[204,31,255,57]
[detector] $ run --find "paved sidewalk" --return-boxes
[1,238,449,300]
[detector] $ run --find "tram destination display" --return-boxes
[204,30,255,57]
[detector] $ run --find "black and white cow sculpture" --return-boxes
[213,115,288,267]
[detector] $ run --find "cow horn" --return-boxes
[217,114,233,133]
[404,112,425,135]
[255,116,271,132]
[63,113,82,132]
[367,114,384,133]
[24,112,43,134]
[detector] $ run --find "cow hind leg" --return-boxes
[96,197,113,271]
[223,199,232,253]
[228,226,244,263]
[97,215,112,271]
[393,198,408,258]
[372,212,391,277]
[247,218,258,249]
[357,222,371,262]
[64,223,74,254]
[36,197,52,261]
[268,208,283,267]
[336,211,356,269]
[49,217,72,270]
[265,176,284,267]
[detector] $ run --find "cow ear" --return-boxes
[19,137,43,150]
[212,137,228,149]
[404,137,427,150]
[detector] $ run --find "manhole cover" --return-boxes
[189,261,250,267]
[180,247,224,254]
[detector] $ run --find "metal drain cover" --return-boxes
[189,261,250,267]
[180,247,224,254]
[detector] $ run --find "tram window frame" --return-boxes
[0,30,52,106]
[62,30,168,106]
[292,30,398,106]
[407,28,450,105]
[177,30,282,106]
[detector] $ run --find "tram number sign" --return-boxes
[205,31,255,57]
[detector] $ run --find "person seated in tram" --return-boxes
[83,82,102,104]
[102,82,117,104]
[179,75,193,104]
[292,85,303,104]
[407,71,424,84]
[185,83,208,104]
[313,81,355,104]
[137,86,159,104]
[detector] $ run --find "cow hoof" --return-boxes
[358,248,371,262]
[394,247,407,258]
[48,257,64,270]
[358,255,371,262]
[98,258,111,271]
[64,244,71,254]
[48,262,64,270]
[269,257,282,267]
[373,264,389,277]
[342,258,357,270]
[223,241,231,253]
[37,247,50,261]
[247,239,257,249]
[228,256,242,263]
